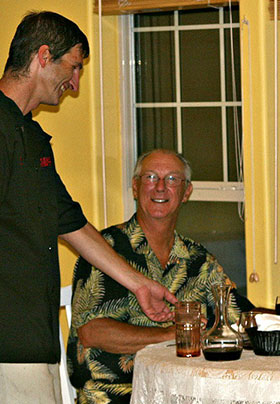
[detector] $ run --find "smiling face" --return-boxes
[39,43,83,105]
[132,151,193,225]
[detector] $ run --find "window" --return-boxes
[120,6,243,209]
[120,5,247,295]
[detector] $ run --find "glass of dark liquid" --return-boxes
[275,296,280,315]
[175,301,201,358]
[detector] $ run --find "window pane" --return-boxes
[227,107,242,182]
[224,6,239,24]
[177,202,244,241]
[176,201,246,295]
[134,11,174,28]
[179,8,219,25]
[225,28,241,101]
[180,30,220,102]
[135,32,175,103]
[136,108,177,155]
[182,108,223,181]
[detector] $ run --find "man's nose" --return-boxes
[70,69,80,92]
[155,178,166,191]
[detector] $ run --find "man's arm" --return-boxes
[78,318,175,354]
[60,222,177,322]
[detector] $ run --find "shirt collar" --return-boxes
[125,214,148,252]
[126,214,190,263]
[168,231,191,265]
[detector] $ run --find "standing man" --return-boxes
[68,149,254,404]
[0,12,176,403]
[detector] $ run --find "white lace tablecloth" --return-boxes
[130,340,280,404]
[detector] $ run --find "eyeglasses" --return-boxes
[138,173,186,187]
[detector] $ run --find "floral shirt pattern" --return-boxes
[67,214,253,404]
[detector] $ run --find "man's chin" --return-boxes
[42,98,60,107]
[149,211,169,220]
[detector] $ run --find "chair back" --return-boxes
[59,285,77,404]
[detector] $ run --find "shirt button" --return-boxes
[48,246,52,251]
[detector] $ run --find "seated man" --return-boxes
[67,149,254,404]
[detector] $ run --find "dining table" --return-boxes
[130,340,280,404]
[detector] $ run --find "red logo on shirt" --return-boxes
[40,157,52,167]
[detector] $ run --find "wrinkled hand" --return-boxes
[135,280,178,322]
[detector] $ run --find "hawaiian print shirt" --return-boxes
[67,214,251,404]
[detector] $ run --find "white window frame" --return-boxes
[119,9,244,219]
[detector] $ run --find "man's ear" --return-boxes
[182,182,193,203]
[38,45,51,68]
[132,177,139,200]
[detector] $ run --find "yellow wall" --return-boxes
[240,0,280,307]
[1,0,279,323]
[0,1,124,289]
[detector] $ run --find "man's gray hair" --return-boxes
[133,149,192,182]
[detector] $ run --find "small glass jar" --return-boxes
[238,311,259,349]
[201,282,243,361]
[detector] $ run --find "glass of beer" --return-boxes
[175,301,201,358]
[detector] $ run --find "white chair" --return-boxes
[59,285,77,404]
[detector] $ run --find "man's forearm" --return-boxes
[78,318,175,354]
[60,222,143,293]
[60,223,177,322]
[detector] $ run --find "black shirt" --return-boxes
[0,91,87,363]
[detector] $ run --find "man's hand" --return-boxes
[61,224,177,322]
[135,281,177,322]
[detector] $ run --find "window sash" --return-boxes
[95,0,239,16]
[119,9,243,219]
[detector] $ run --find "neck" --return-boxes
[137,214,176,268]
[0,73,39,115]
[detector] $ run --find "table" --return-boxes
[130,340,280,404]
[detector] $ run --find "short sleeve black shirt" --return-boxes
[0,91,87,363]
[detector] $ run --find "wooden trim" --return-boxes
[269,0,280,20]
[94,0,239,15]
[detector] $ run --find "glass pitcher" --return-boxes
[201,282,243,361]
